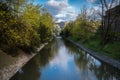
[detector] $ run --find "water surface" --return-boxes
[10,38,120,80]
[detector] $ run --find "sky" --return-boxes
[34,0,96,22]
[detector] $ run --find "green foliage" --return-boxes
[62,6,99,42]
[62,17,96,42]
[102,42,120,60]
[85,40,120,60]
[62,22,74,37]
[39,12,54,42]
[61,5,120,61]
[0,1,54,54]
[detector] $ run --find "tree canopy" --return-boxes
[0,0,55,54]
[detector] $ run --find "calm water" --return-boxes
[10,38,120,80]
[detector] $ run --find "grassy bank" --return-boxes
[68,36,120,61]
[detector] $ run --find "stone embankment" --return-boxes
[0,43,48,80]
[65,38,120,70]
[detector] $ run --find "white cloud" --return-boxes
[87,0,96,3]
[45,0,78,22]
[49,46,73,69]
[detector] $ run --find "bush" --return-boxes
[0,1,54,54]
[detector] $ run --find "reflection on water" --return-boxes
[11,38,120,80]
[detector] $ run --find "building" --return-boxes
[103,5,120,40]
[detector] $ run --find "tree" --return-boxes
[94,0,119,45]
[62,21,74,37]
[0,0,55,54]
[62,6,96,42]
[39,11,54,42]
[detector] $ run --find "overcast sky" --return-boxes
[34,0,96,22]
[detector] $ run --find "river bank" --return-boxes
[64,38,120,70]
[0,43,48,80]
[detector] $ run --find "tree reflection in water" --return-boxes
[63,39,120,80]
[10,38,60,80]
[11,38,120,80]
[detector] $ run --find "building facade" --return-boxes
[103,5,120,40]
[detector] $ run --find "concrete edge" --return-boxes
[10,43,48,79]
[0,43,48,80]
[65,38,120,70]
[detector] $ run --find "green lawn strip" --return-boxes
[68,36,120,61]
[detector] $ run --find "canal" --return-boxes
[10,38,120,80]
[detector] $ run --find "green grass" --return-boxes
[68,36,120,61]
[102,42,120,60]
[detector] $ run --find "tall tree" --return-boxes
[94,0,119,45]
